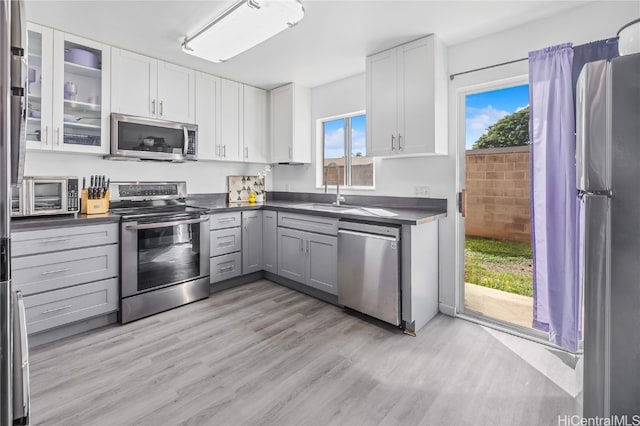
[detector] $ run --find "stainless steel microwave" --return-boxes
[12,176,80,217]
[110,113,198,162]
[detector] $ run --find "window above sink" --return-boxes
[316,111,374,189]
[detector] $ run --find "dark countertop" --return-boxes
[10,193,447,231]
[11,213,121,231]
[187,194,447,226]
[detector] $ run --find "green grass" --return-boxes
[465,237,533,297]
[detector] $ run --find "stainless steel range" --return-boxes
[109,181,210,323]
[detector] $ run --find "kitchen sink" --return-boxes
[289,203,399,218]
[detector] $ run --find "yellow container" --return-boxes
[81,189,110,215]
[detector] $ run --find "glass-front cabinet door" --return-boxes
[52,31,111,154]
[25,24,111,155]
[25,23,54,150]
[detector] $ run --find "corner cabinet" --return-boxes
[262,210,278,274]
[26,24,111,155]
[270,83,311,163]
[366,35,448,157]
[111,48,195,124]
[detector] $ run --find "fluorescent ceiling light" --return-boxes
[182,0,305,63]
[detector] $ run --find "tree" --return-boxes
[472,107,529,149]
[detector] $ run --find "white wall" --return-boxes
[25,151,271,194]
[271,1,639,316]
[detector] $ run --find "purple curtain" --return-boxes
[529,43,578,351]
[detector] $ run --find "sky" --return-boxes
[465,84,529,149]
[324,115,366,159]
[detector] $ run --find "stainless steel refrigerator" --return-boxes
[1,0,30,424]
[577,53,640,416]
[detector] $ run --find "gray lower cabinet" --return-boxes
[211,252,242,283]
[210,227,242,257]
[12,244,119,296]
[242,211,263,274]
[24,278,118,334]
[262,210,277,274]
[11,223,120,335]
[306,233,338,294]
[277,228,307,284]
[277,227,338,295]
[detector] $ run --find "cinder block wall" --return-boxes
[465,146,531,243]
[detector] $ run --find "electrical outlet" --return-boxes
[414,185,430,197]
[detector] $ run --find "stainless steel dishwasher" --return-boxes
[338,221,401,325]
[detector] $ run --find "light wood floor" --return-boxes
[30,280,576,425]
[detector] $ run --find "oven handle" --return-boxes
[125,217,209,231]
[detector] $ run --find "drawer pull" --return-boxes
[42,304,73,315]
[42,238,72,243]
[217,218,236,223]
[217,241,234,247]
[41,268,71,276]
[219,266,234,273]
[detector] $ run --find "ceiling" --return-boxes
[27,0,592,89]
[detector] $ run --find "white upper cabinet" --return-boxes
[218,79,243,162]
[111,48,195,123]
[157,61,195,123]
[269,83,311,163]
[366,35,448,157]
[243,85,268,163]
[195,72,219,161]
[26,24,111,155]
[111,49,157,119]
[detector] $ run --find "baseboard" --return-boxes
[29,312,118,349]
[439,302,456,317]
[210,271,265,293]
[264,271,339,305]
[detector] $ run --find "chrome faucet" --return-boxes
[324,162,346,206]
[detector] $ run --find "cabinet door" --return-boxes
[195,72,219,160]
[219,79,243,161]
[270,84,293,163]
[243,85,268,163]
[306,233,338,295]
[366,48,398,157]
[25,23,54,151]
[111,48,157,119]
[277,228,306,284]
[157,61,195,123]
[262,210,277,274]
[398,37,435,154]
[242,211,263,274]
[52,31,111,155]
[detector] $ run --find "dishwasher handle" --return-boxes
[338,229,399,242]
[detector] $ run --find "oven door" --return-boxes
[25,179,68,215]
[121,215,210,297]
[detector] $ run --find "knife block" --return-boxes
[81,189,110,215]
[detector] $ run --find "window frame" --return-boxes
[315,110,375,190]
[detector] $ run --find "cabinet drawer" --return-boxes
[210,252,242,283]
[210,212,242,230]
[278,212,338,236]
[11,223,119,256]
[24,278,119,335]
[12,245,119,296]
[210,227,241,256]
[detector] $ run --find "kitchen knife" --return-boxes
[82,177,86,190]
[90,175,94,189]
